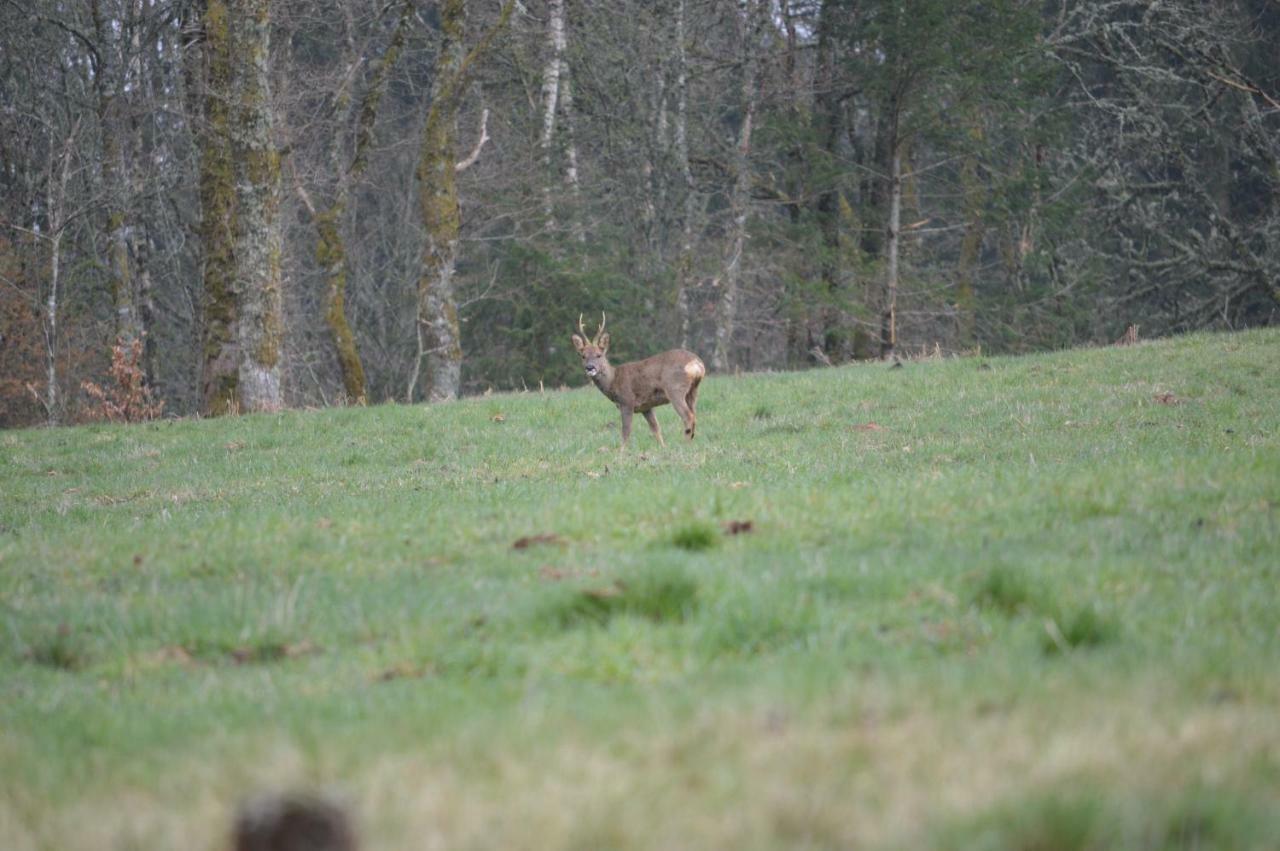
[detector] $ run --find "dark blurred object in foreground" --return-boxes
[233,793,356,851]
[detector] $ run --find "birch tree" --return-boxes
[535,0,581,236]
[539,0,565,226]
[36,121,82,426]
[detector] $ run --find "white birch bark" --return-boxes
[642,71,665,246]
[558,58,583,237]
[540,0,565,224]
[45,233,60,425]
[41,122,78,425]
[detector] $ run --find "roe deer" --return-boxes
[571,313,705,449]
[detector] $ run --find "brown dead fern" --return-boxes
[81,337,164,423]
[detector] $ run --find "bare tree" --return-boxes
[407,0,513,403]
[89,0,145,348]
[1050,0,1280,333]
[0,0,1273,425]
[673,0,695,349]
[33,121,84,426]
[294,0,412,405]
[712,0,765,372]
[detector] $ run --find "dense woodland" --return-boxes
[1,0,1276,426]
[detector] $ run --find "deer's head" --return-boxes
[571,313,611,378]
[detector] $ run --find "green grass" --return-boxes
[2,329,1278,850]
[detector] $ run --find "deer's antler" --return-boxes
[594,312,607,345]
[577,313,588,339]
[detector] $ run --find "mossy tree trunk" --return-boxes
[90,0,143,349]
[412,39,464,403]
[230,0,283,411]
[199,0,283,414]
[408,0,513,403]
[198,0,239,414]
[313,205,366,404]
[305,1,411,405]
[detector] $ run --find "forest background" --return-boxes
[1,0,1276,426]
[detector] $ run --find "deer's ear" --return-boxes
[598,332,610,352]
[571,334,587,353]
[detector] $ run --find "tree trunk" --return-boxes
[132,0,160,386]
[811,0,844,358]
[674,0,694,350]
[713,0,762,373]
[309,1,410,405]
[45,229,61,426]
[558,56,583,243]
[880,145,901,359]
[198,0,239,414]
[540,0,565,227]
[408,0,513,403]
[231,0,283,411]
[91,0,143,349]
[642,70,665,255]
[104,113,140,348]
[132,229,158,383]
[199,0,283,414]
[955,139,985,347]
[41,126,77,426]
[316,204,366,403]
[410,2,465,403]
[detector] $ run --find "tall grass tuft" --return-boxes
[1042,604,1120,655]
[670,522,719,551]
[537,564,700,630]
[970,565,1039,616]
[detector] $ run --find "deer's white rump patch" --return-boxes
[685,361,705,379]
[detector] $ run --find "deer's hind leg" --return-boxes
[686,377,701,415]
[643,409,665,447]
[673,377,701,440]
[670,393,696,440]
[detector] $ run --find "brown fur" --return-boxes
[572,314,705,449]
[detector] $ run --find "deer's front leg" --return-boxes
[619,406,634,449]
[643,409,665,447]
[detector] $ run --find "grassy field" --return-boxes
[2,329,1278,850]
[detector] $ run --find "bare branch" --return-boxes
[454,108,490,172]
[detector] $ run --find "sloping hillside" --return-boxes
[2,329,1278,850]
